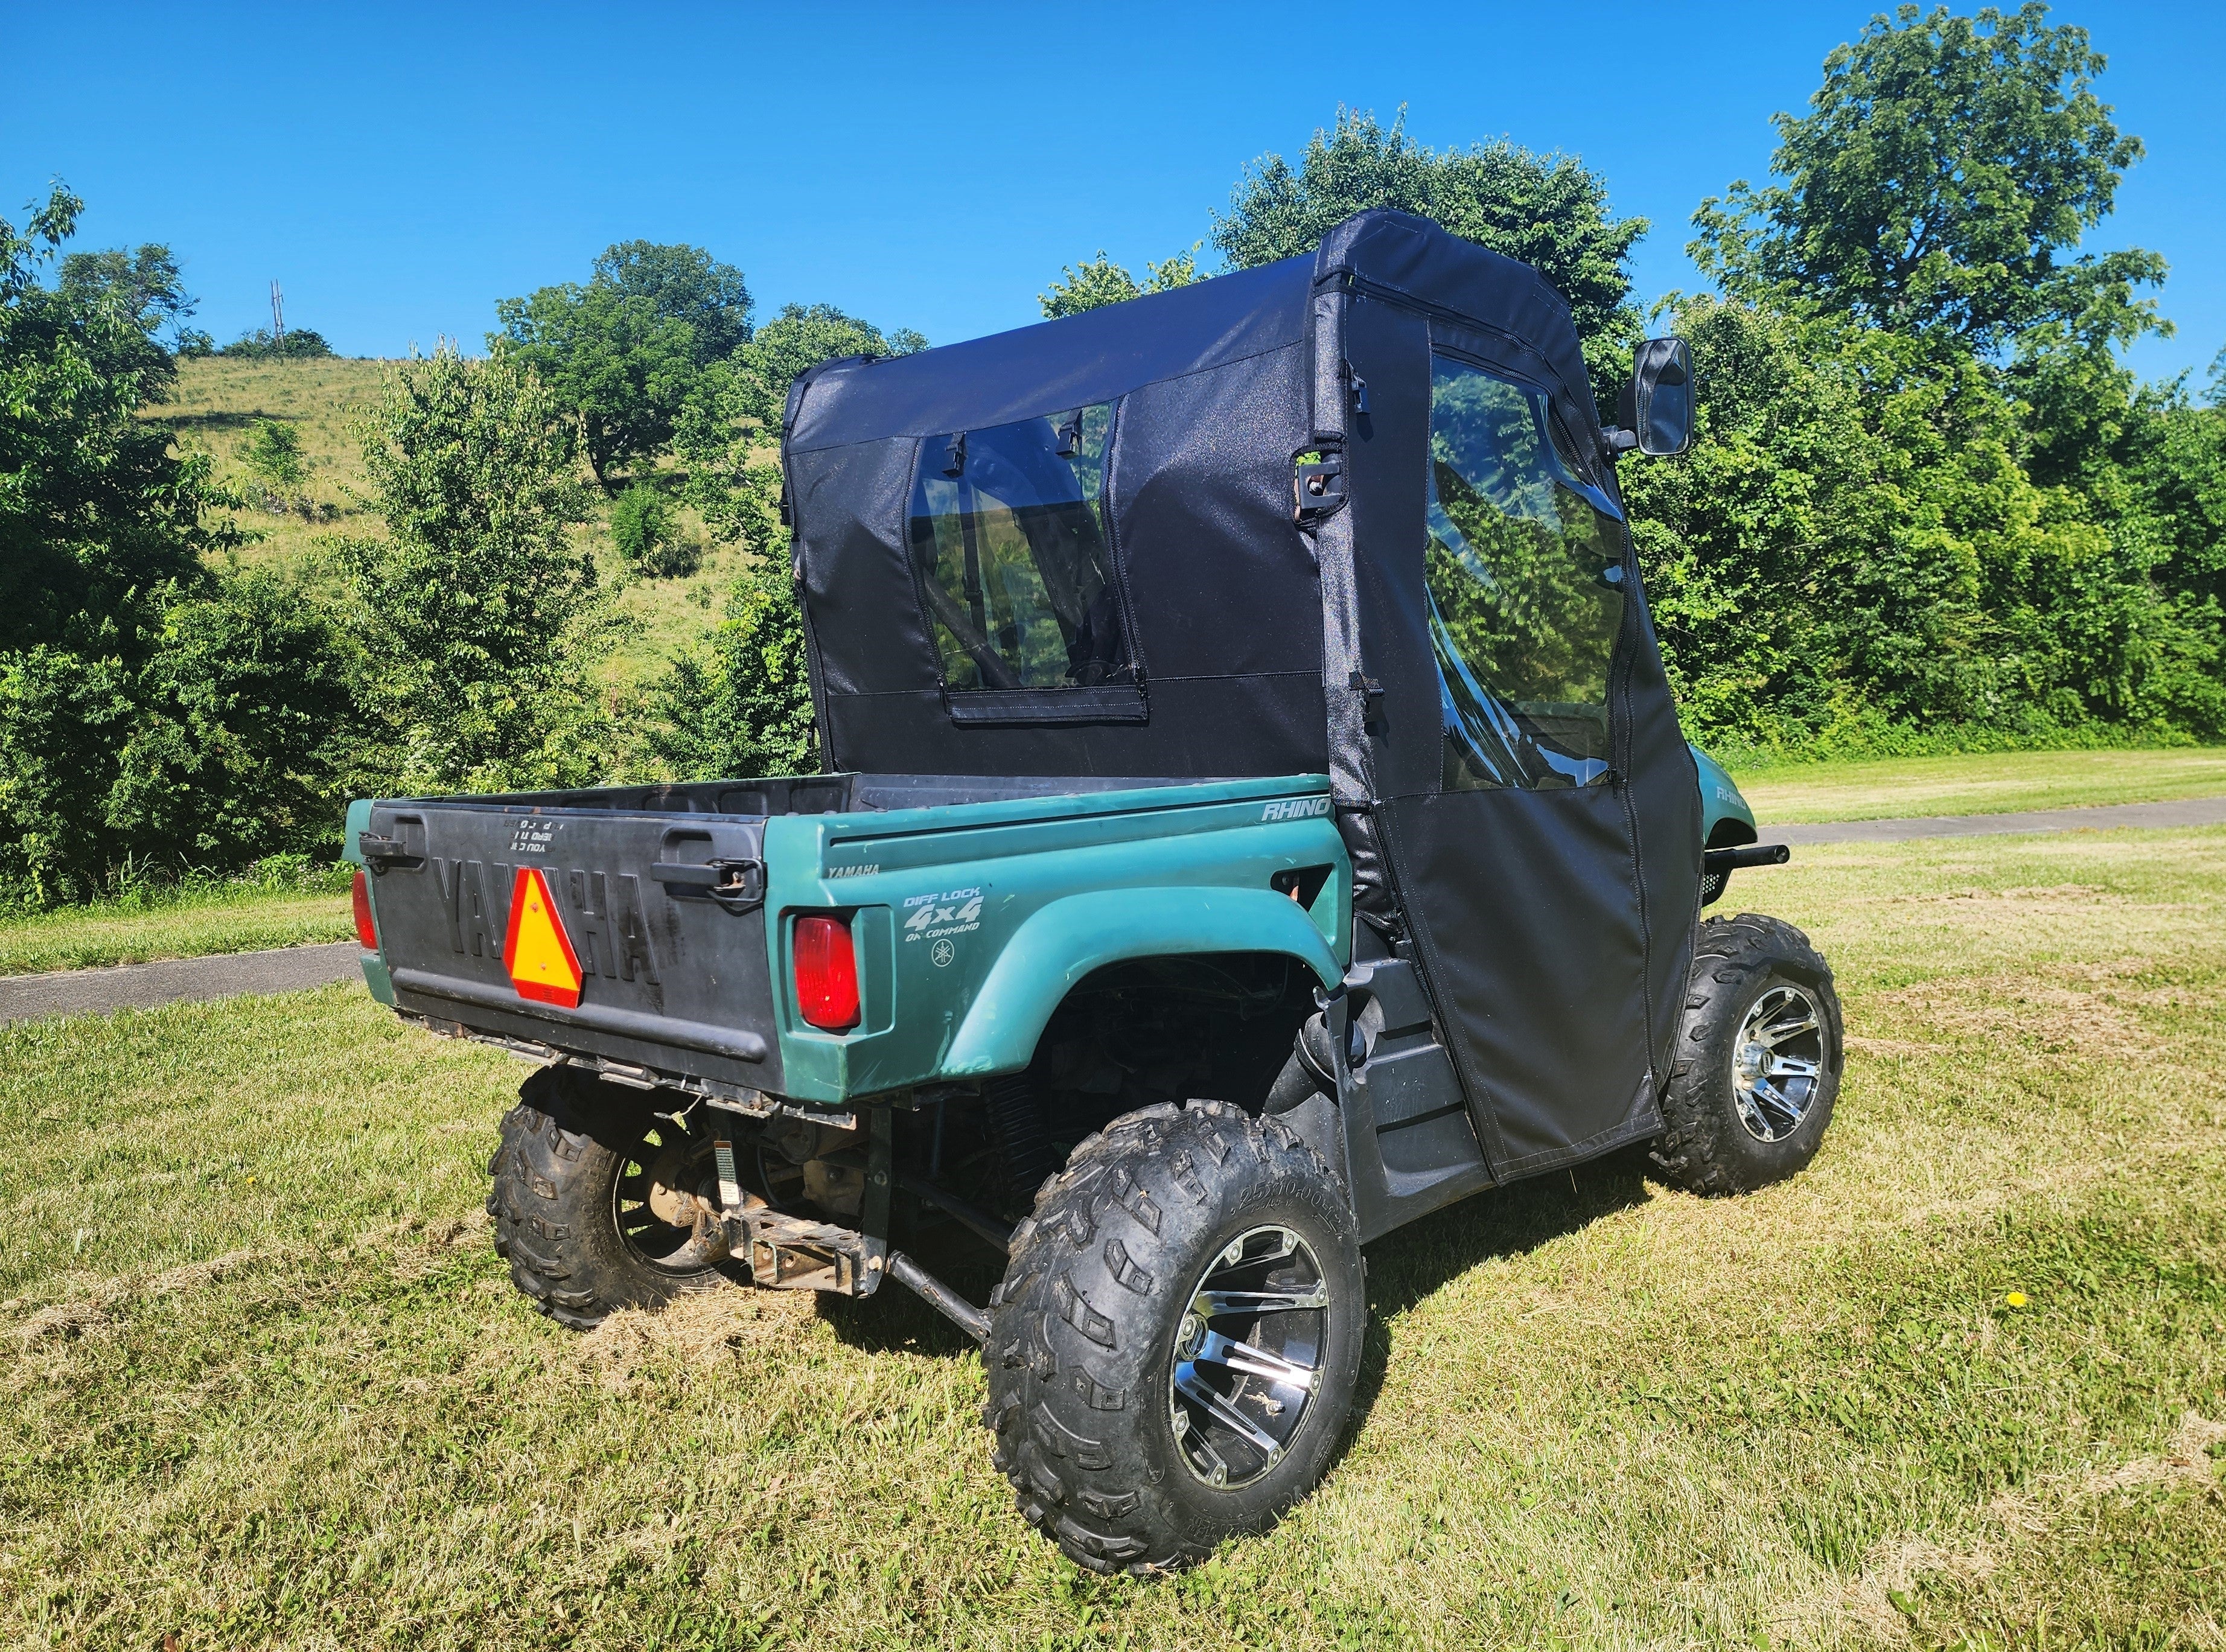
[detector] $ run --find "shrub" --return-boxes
[107,572,362,870]
[240,417,305,491]
[218,327,336,360]
[0,573,360,905]
[605,483,672,574]
[646,552,815,781]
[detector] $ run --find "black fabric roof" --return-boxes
[787,257,1312,453]
[785,211,1595,458]
[1312,212,1594,422]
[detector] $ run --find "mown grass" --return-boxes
[1733,745,2226,824]
[0,881,354,976]
[5,827,2224,1649]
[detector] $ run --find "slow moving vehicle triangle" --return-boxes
[503,866,584,1007]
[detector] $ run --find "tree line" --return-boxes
[1048,7,2225,754]
[0,188,917,905]
[3,2,2219,910]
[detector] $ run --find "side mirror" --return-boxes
[1609,337,1694,458]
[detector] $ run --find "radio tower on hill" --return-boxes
[270,279,285,345]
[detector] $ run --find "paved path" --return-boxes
[1767,793,2226,846]
[3,795,2221,1027]
[0,942,362,1027]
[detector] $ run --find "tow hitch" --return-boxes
[704,1112,994,1342]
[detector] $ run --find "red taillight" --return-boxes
[793,914,860,1032]
[351,869,379,951]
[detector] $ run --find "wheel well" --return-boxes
[1706,817,1758,849]
[1024,950,1316,1123]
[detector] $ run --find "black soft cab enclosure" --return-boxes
[783,208,1702,1189]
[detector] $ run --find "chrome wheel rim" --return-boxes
[613,1118,724,1273]
[1167,1225,1327,1490]
[1730,983,1826,1143]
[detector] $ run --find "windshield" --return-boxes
[1425,358,1626,790]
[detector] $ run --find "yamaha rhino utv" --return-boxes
[346,209,1840,1572]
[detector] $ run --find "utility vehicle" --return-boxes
[347,209,1840,1573]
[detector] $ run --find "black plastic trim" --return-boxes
[943,684,1150,726]
[389,968,769,1062]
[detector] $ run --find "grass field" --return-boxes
[0,882,353,976]
[1732,746,2226,824]
[5,824,2222,1648]
[154,356,385,567]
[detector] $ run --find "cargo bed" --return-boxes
[345,773,1262,1103]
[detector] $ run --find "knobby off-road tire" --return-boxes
[487,1065,732,1330]
[1651,913,1844,1196]
[983,1100,1365,1574]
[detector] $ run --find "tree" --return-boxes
[218,326,337,360]
[0,186,366,900]
[592,241,753,360]
[57,243,196,354]
[0,183,227,663]
[1038,246,1202,319]
[241,418,306,491]
[647,551,817,781]
[494,241,752,490]
[339,345,607,794]
[1691,3,2163,359]
[675,302,924,550]
[1616,294,2223,751]
[1214,107,1647,386]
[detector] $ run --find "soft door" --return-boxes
[1347,305,1691,1179]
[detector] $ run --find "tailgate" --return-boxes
[360,800,783,1092]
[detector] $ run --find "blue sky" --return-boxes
[7,1,2222,384]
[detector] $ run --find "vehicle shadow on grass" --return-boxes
[1339,1144,1657,1445]
[814,1224,1009,1358]
[814,1147,1660,1379]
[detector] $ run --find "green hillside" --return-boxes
[150,357,743,695]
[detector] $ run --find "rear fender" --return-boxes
[941,887,1344,1077]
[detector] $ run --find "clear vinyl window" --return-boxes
[908,404,1135,692]
[1426,357,1627,791]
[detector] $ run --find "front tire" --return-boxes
[983,1100,1364,1574]
[487,1066,734,1329]
[1651,913,1843,1196]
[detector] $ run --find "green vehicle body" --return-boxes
[346,756,1753,1110]
[1691,745,1757,844]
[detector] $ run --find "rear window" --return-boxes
[908,404,1135,692]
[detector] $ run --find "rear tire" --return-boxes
[983,1099,1364,1574]
[1651,913,1843,1196]
[487,1066,733,1330]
